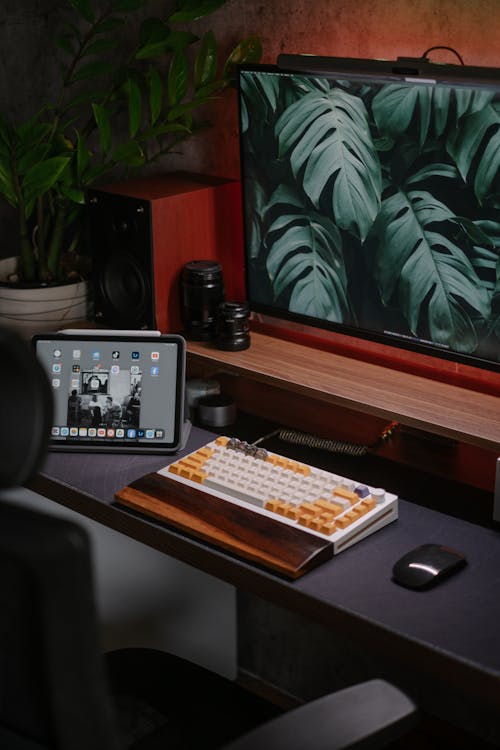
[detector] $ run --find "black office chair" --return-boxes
[0,324,418,750]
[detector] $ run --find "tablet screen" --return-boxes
[33,333,186,453]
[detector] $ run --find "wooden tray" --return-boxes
[115,473,333,579]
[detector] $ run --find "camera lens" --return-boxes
[216,301,250,351]
[180,260,224,340]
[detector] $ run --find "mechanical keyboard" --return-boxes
[159,436,398,555]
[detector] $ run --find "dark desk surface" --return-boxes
[28,425,500,741]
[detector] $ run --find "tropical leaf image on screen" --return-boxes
[373,189,491,352]
[276,86,382,242]
[264,185,351,322]
[239,69,500,361]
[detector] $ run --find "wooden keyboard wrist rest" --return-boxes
[115,473,333,579]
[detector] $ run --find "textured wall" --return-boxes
[1,0,499,257]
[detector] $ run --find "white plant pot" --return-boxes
[0,257,88,337]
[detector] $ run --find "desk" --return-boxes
[28,424,500,746]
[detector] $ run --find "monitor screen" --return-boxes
[238,56,500,371]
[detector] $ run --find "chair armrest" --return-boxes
[221,679,418,750]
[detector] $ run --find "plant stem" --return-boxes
[18,206,36,282]
[9,144,35,282]
[36,196,49,281]
[47,200,66,280]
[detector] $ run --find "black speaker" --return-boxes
[86,173,245,333]
[87,190,155,329]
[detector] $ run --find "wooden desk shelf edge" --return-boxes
[186,332,500,452]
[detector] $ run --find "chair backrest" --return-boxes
[0,327,120,749]
[0,500,121,750]
[0,325,52,488]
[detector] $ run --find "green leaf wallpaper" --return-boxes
[240,68,500,363]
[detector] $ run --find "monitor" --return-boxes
[238,55,500,373]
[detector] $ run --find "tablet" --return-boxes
[32,332,188,453]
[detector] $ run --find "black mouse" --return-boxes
[392,543,467,590]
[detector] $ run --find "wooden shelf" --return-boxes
[187,332,500,453]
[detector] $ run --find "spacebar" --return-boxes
[115,472,333,579]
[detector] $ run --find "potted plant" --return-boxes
[0,0,261,333]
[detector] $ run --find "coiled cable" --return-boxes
[254,421,399,457]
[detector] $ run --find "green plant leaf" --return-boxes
[17,144,53,175]
[136,21,197,59]
[148,67,163,124]
[63,89,109,112]
[69,0,95,24]
[167,98,207,122]
[169,0,226,23]
[373,189,490,351]
[447,105,500,203]
[194,31,217,89]
[22,157,71,211]
[168,51,189,107]
[264,189,349,322]
[92,103,112,154]
[240,69,279,124]
[276,86,381,242]
[454,88,494,120]
[193,80,226,100]
[82,38,118,56]
[17,118,52,148]
[112,141,145,167]
[372,83,434,147]
[452,217,496,248]
[60,184,85,203]
[0,159,16,206]
[405,163,460,186]
[70,60,114,83]
[126,78,142,137]
[222,36,262,81]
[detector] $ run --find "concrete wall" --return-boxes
[1,0,500,257]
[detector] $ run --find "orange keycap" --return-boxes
[309,516,326,531]
[316,499,343,516]
[197,447,214,458]
[265,499,282,512]
[299,502,322,516]
[336,512,357,529]
[191,470,207,483]
[178,459,199,471]
[298,514,313,528]
[215,436,229,446]
[359,497,376,511]
[334,487,359,504]
[319,521,337,535]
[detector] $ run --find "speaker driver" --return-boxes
[96,252,152,328]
